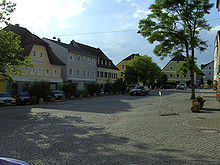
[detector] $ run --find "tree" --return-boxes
[138,0,213,99]
[0,0,16,26]
[0,0,32,81]
[125,55,161,85]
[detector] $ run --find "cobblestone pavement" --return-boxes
[0,89,220,165]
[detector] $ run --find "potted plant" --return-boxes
[191,96,206,112]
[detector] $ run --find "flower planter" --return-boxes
[191,101,201,112]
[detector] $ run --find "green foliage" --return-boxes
[125,55,161,84]
[86,83,100,95]
[207,79,213,86]
[62,82,77,97]
[0,0,16,26]
[104,81,114,94]
[138,0,213,99]
[0,30,32,80]
[29,81,50,99]
[195,96,204,103]
[113,78,127,93]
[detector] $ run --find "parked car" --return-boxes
[16,91,30,104]
[0,92,16,105]
[127,86,135,92]
[176,83,187,90]
[48,90,65,100]
[129,86,149,96]
[0,157,30,165]
[161,84,176,89]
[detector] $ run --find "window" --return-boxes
[102,59,104,65]
[177,74,179,77]
[54,69,58,76]
[88,57,91,63]
[77,70,80,76]
[170,67,173,69]
[100,71,103,78]
[77,56,80,61]
[33,51,36,56]
[40,52,43,57]
[105,72,107,78]
[45,69,50,76]
[92,72,95,77]
[92,59,95,65]
[87,71,90,76]
[122,64,125,69]
[83,70,86,76]
[184,75,186,77]
[170,74,172,77]
[177,61,179,63]
[37,68,42,75]
[121,72,123,77]
[69,68,73,75]
[209,72,211,75]
[116,74,117,79]
[97,71,100,77]
[22,67,28,75]
[209,67,211,69]
[108,73,111,78]
[108,61,111,66]
[30,68,35,75]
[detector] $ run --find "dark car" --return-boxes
[129,86,149,96]
[0,92,16,105]
[49,90,65,100]
[161,84,176,89]
[16,91,30,104]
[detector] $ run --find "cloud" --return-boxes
[10,0,89,30]
[133,10,151,18]
[210,25,220,33]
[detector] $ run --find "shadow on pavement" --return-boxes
[0,109,217,165]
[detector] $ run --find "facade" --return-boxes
[75,42,119,88]
[162,55,204,86]
[117,54,140,79]
[201,60,214,82]
[4,25,64,95]
[43,39,97,90]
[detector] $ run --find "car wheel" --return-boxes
[130,93,133,96]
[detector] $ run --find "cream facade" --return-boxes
[97,67,118,87]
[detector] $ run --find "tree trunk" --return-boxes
[190,49,195,99]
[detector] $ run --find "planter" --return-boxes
[191,101,201,112]
[30,96,38,104]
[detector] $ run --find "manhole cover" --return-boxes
[200,129,219,133]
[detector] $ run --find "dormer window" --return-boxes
[170,67,173,69]
[108,61,111,66]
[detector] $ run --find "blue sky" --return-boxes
[10,0,220,68]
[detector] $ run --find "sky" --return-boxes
[8,0,220,68]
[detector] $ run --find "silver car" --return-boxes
[0,92,16,105]
[129,86,149,96]
[176,83,187,90]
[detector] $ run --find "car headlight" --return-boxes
[0,100,5,103]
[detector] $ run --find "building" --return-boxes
[201,60,214,82]
[75,43,119,88]
[3,24,64,95]
[43,39,98,90]
[162,55,204,86]
[117,53,140,79]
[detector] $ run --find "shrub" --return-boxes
[104,82,114,94]
[62,82,77,98]
[113,78,127,93]
[86,83,100,96]
[207,79,213,86]
[29,81,50,99]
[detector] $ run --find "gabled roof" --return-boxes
[162,55,186,70]
[121,53,140,62]
[76,43,118,70]
[45,38,98,58]
[3,24,65,66]
[170,55,186,61]
[201,60,214,70]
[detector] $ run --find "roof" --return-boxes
[45,38,98,59]
[121,53,140,62]
[3,24,65,66]
[201,60,214,70]
[170,55,186,61]
[162,55,186,70]
[75,42,118,70]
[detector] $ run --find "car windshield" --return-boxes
[0,93,10,97]
[19,92,29,96]
[134,86,144,89]
[179,83,185,86]
[52,90,63,94]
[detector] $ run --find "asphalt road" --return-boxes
[0,89,220,165]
